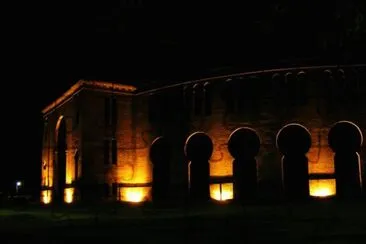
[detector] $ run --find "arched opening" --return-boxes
[276,123,312,200]
[328,120,363,152]
[184,132,213,202]
[149,136,171,202]
[193,84,203,116]
[204,82,212,116]
[276,123,311,154]
[285,72,296,108]
[296,71,307,106]
[221,78,235,114]
[55,116,67,203]
[272,73,285,107]
[328,120,363,198]
[228,127,261,202]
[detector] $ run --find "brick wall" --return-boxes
[137,66,366,198]
[41,91,81,199]
[41,65,366,202]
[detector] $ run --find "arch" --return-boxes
[184,131,213,202]
[328,120,363,152]
[151,136,164,148]
[271,73,281,96]
[297,71,306,78]
[272,73,281,80]
[276,123,312,155]
[55,115,65,145]
[328,120,363,198]
[323,69,334,92]
[54,115,67,203]
[321,69,335,113]
[149,136,171,165]
[324,69,332,76]
[285,72,294,82]
[276,123,311,200]
[228,127,261,158]
[193,83,203,116]
[337,68,345,77]
[228,127,261,201]
[296,71,307,105]
[335,69,347,94]
[285,72,296,104]
[149,136,171,202]
[203,82,212,116]
[184,132,213,161]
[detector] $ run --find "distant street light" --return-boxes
[16,181,22,194]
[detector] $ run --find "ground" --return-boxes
[1,200,366,243]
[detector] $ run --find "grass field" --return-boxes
[1,200,366,243]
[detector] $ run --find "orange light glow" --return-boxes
[64,187,74,203]
[41,190,52,204]
[41,158,54,188]
[65,150,76,185]
[307,128,335,175]
[118,186,151,203]
[210,183,234,201]
[309,179,336,197]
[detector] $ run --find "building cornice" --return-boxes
[42,64,365,116]
[137,64,366,96]
[42,80,137,116]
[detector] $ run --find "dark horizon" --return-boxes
[2,2,365,193]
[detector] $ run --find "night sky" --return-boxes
[2,2,365,193]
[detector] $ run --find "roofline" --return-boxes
[42,64,365,116]
[42,80,137,116]
[137,64,366,95]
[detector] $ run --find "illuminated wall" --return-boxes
[210,183,233,201]
[41,90,82,204]
[118,186,152,203]
[41,149,54,188]
[40,66,365,204]
[41,190,52,204]
[41,120,54,204]
[64,187,75,203]
[307,127,336,198]
[309,179,336,197]
[308,127,334,174]
[103,95,152,203]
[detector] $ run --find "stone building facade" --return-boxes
[41,64,366,204]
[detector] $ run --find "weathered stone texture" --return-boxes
[42,65,366,201]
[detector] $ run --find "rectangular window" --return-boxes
[111,97,117,127]
[194,88,203,116]
[103,139,110,165]
[111,138,117,165]
[204,85,212,116]
[104,97,111,126]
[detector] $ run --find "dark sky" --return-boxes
[2,2,366,193]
